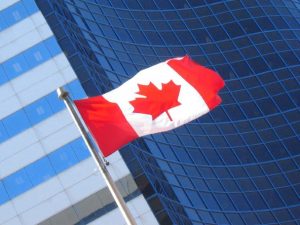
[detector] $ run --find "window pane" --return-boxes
[25,157,55,186]
[0,122,8,143]
[25,98,52,124]
[71,138,90,161]
[3,169,32,198]
[22,0,39,14]
[49,145,79,173]
[67,80,86,99]
[0,66,8,85]
[23,43,51,68]
[0,181,9,204]
[2,4,27,25]
[3,110,30,137]
[3,54,29,80]
[46,91,65,112]
[44,37,62,56]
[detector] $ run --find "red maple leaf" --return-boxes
[130,80,181,121]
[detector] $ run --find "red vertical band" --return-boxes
[167,56,225,110]
[74,96,138,156]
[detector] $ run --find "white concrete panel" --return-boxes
[0,0,19,11]
[128,195,159,223]
[17,70,76,107]
[0,15,35,48]
[65,155,133,205]
[107,156,131,181]
[65,172,105,205]
[57,144,132,205]
[0,83,14,101]
[57,158,96,189]
[0,129,38,165]
[12,177,63,214]
[41,123,80,154]
[0,202,17,224]
[0,13,52,62]
[87,207,126,225]
[32,110,73,139]
[0,142,44,179]
[1,36,45,66]
[53,54,70,70]
[0,111,76,174]
[19,192,71,225]
[2,217,22,225]
[106,151,122,164]
[11,57,60,92]
[30,12,47,28]
[60,63,78,83]
[0,94,21,119]
[36,22,53,40]
[42,126,79,152]
[139,211,160,225]
[0,58,76,118]
[133,196,159,225]
[0,29,40,62]
[128,195,150,216]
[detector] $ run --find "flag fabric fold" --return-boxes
[74,56,225,156]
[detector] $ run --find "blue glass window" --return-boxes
[247,57,269,73]
[3,169,32,198]
[2,3,27,25]
[173,187,191,206]
[262,190,284,208]
[25,98,52,124]
[224,22,245,38]
[0,0,39,31]
[67,79,86,99]
[0,14,7,31]
[2,54,29,80]
[45,91,65,112]
[274,94,295,111]
[186,190,205,208]
[215,193,235,210]
[71,138,90,161]
[230,193,251,210]
[0,37,61,86]
[201,192,220,210]
[278,187,299,205]
[0,181,9,204]
[0,66,8,85]
[246,192,268,209]
[44,37,62,56]
[0,79,80,145]
[25,157,55,186]
[0,137,91,205]
[23,43,51,68]
[227,214,244,225]
[49,145,79,173]
[2,110,30,137]
[22,0,39,14]
[280,51,299,66]
[0,121,8,143]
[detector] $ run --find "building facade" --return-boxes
[0,0,158,224]
[36,0,300,225]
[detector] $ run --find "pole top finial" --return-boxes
[57,87,69,100]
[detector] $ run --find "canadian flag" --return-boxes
[74,56,224,156]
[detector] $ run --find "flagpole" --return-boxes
[57,87,137,225]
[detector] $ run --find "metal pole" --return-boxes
[57,87,137,225]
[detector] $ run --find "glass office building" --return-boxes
[0,0,157,224]
[36,0,300,224]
